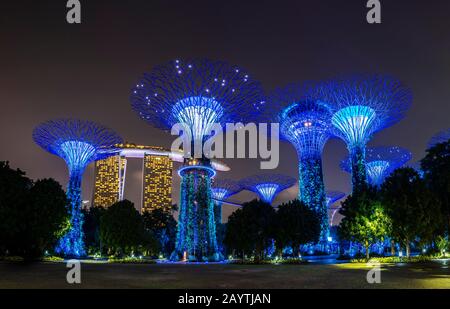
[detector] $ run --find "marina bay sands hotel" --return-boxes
[92,143,229,213]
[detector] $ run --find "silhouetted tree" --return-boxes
[274,199,321,257]
[83,206,106,254]
[382,168,442,257]
[421,140,450,236]
[99,200,145,256]
[142,206,177,257]
[224,199,275,261]
[0,162,69,259]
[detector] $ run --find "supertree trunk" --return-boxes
[55,170,86,257]
[171,166,222,262]
[350,144,368,192]
[298,153,328,241]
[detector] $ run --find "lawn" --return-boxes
[0,260,449,289]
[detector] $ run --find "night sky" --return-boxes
[1,0,449,223]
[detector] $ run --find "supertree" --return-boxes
[326,191,345,227]
[341,146,412,187]
[428,128,450,148]
[33,119,122,257]
[270,82,334,240]
[130,58,264,261]
[211,179,242,225]
[309,75,412,191]
[240,174,296,204]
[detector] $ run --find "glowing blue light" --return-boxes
[366,160,390,187]
[33,119,122,257]
[172,96,223,143]
[331,105,377,147]
[212,188,228,201]
[177,165,216,178]
[255,183,279,203]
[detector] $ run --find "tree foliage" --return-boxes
[224,199,275,260]
[0,162,69,259]
[382,167,443,257]
[142,207,177,257]
[421,140,450,235]
[274,199,321,256]
[338,186,391,259]
[99,200,146,256]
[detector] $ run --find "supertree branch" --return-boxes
[211,179,242,226]
[308,75,412,191]
[341,146,411,187]
[428,128,450,148]
[240,174,296,204]
[33,119,122,257]
[326,191,346,227]
[130,58,265,145]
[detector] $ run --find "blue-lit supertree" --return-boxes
[341,146,411,187]
[211,179,242,225]
[326,191,345,227]
[240,174,296,204]
[428,128,450,148]
[310,75,412,192]
[270,83,334,239]
[33,119,122,257]
[130,58,264,261]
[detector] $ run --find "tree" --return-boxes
[224,199,275,261]
[274,199,321,257]
[421,140,450,235]
[83,206,106,254]
[0,162,69,259]
[99,200,145,256]
[338,187,391,260]
[142,206,177,257]
[382,168,443,257]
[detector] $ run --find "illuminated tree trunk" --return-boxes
[55,169,86,257]
[298,153,328,241]
[350,144,368,192]
[390,239,395,256]
[171,164,222,262]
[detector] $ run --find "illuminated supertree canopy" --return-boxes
[326,191,346,227]
[130,58,264,262]
[341,146,412,187]
[240,174,296,204]
[211,179,242,225]
[428,128,450,148]
[309,75,412,191]
[33,119,122,257]
[270,82,334,240]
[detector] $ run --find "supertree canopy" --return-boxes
[326,191,345,227]
[240,174,296,204]
[33,119,122,257]
[428,128,450,148]
[310,75,412,191]
[130,58,264,262]
[341,146,412,187]
[270,82,334,240]
[211,179,242,225]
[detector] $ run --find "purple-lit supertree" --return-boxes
[310,75,412,192]
[130,58,264,261]
[270,83,334,239]
[211,179,242,225]
[341,146,412,187]
[240,174,296,204]
[428,128,450,149]
[33,119,122,257]
[326,191,346,227]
